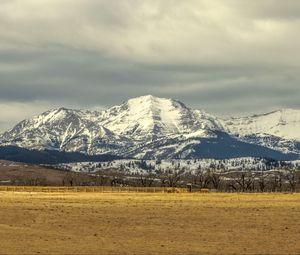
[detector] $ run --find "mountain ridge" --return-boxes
[0,95,299,162]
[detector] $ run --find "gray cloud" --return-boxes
[0,0,299,131]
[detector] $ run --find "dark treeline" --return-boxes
[3,162,300,192]
[58,168,300,193]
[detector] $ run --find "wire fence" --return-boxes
[0,186,191,193]
[1,186,295,193]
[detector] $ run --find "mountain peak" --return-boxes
[125,95,190,114]
[129,94,156,100]
[127,95,176,105]
[99,94,208,138]
[127,95,177,109]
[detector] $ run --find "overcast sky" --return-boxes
[0,0,299,132]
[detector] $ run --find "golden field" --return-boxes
[0,191,299,255]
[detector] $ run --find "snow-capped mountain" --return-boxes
[225,109,300,155]
[225,109,300,141]
[99,95,225,139]
[0,107,130,155]
[0,95,299,162]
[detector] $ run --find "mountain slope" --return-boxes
[0,108,128,155]
[0,146,121,164]
[225,109,300,155]
[225,109,300,141]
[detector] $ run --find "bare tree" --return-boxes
[139,173,155,187]
[285,169,297,192]
[271,171,285,192]
[209,171,222,190]
[234,171,255,192]
[94,173,108,186]
[167,169,184,187]
[21,173,47,186]
[194,170,210,188]
[157,169,184,187]
[257,172,269,192]
[63,172,76,186]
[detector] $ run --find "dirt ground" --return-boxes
[0,192,299,255]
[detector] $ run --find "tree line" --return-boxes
[60,168,300,192]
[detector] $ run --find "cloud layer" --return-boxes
[0,0,299,131]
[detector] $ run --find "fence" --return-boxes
[0,186,189,193]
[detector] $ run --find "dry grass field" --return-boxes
[0,160,68,185]
[0,192,299,255]
[0,160,93,186]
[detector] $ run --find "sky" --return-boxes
[0,0,300,132]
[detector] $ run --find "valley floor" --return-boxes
[0,192,299,255]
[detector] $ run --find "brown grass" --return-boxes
[0,160,90,186]
[0,160,67,185]
[0,192,299,255]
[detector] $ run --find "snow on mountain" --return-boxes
[0,96,224,157]
[0,96,299,161]
[0,108,124,154]
[99,95,224,139]
[224,109,300,155]
[225,109,300,141]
